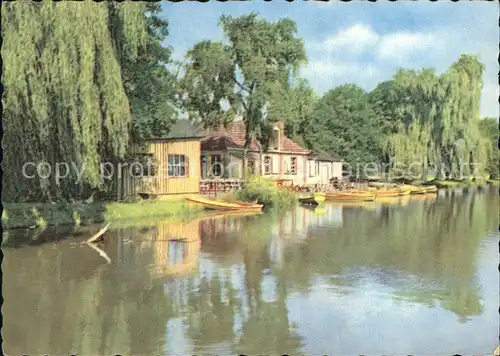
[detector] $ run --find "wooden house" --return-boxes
[118,119,344,199]
[119,122,203,199]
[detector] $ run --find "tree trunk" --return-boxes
[242,147,248,180]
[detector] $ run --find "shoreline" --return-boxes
[1,198,205,232]
[2,179,497,232]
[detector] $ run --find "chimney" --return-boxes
[271,120,285,151]
[277,120,285,151]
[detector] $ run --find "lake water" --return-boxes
[2,190,499,355]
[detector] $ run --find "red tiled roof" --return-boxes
[201,122,261,151]
[282,137,310,154]
[201,121,310,154]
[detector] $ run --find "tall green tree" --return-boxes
[2,1,148,202]
[304,84,382,172]
[384,68,440,179]
[121,3,179,143]
[180,13,307,174]
[383,55,487,180]
[436,55,486,179]
[478,118,499,179]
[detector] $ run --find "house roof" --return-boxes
[201,121,262,152]
[282,137,310,154]
[308,152,343,162]
[158,119,311,154]
[202,121,310,154]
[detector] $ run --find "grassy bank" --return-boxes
[1,176,295,232]
[382,176,497,189]
[427,178,495,189]
[2,198,204,231]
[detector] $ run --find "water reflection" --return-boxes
[3,191,499,354]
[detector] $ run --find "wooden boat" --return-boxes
[422,185,438,194]
[374,189,401,198]
[400,185,426,195]
[298,192,325,205]
[325,192,376,202]
[186,196,263,211]
[299,196,319,206]
[398,188,412,196]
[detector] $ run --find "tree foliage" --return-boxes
[122,3,179,143]
[2,2,179,203]
[478,118,500,178]
[304,84,382,167]
[180,13,307,168]
[383,55,487,179]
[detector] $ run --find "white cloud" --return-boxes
[302,22,498,118]
[319,24,380,54]
[301,59,383,94]
[376,32,435,62]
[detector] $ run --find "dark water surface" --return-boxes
[3,191,499,355]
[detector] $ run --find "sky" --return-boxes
[161,1,499,118]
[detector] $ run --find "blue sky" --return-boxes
[161,1,499,118]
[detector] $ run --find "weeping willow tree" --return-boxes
[2,1,148,202]
[436,55,487,179]
[384,68,440,179]
[384,55,486,180]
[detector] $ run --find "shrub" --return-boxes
[234,176,297,209]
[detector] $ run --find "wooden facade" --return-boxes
[119,137,202,199]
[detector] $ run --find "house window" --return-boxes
[248,160,256,174]
[211,155,222,177]
[286,157,297,175]
[264,156,273,175]
[168,154,188,177]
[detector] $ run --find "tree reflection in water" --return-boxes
[2,191,498,354]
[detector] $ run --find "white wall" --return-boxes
[332,162,343,179]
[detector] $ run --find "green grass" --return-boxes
[105,199,203,224]
[2,198,203,231]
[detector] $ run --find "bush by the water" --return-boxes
[231,176,297,209]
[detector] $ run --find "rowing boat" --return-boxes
[422,185,438,194]
[298,192,326,205]
[374,189,401,198]
[398,189,412,196]
[298,196,318,205]
[186,196,263,211]
[325,192,376,202]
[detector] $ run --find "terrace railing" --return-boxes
[200,179,243,195]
